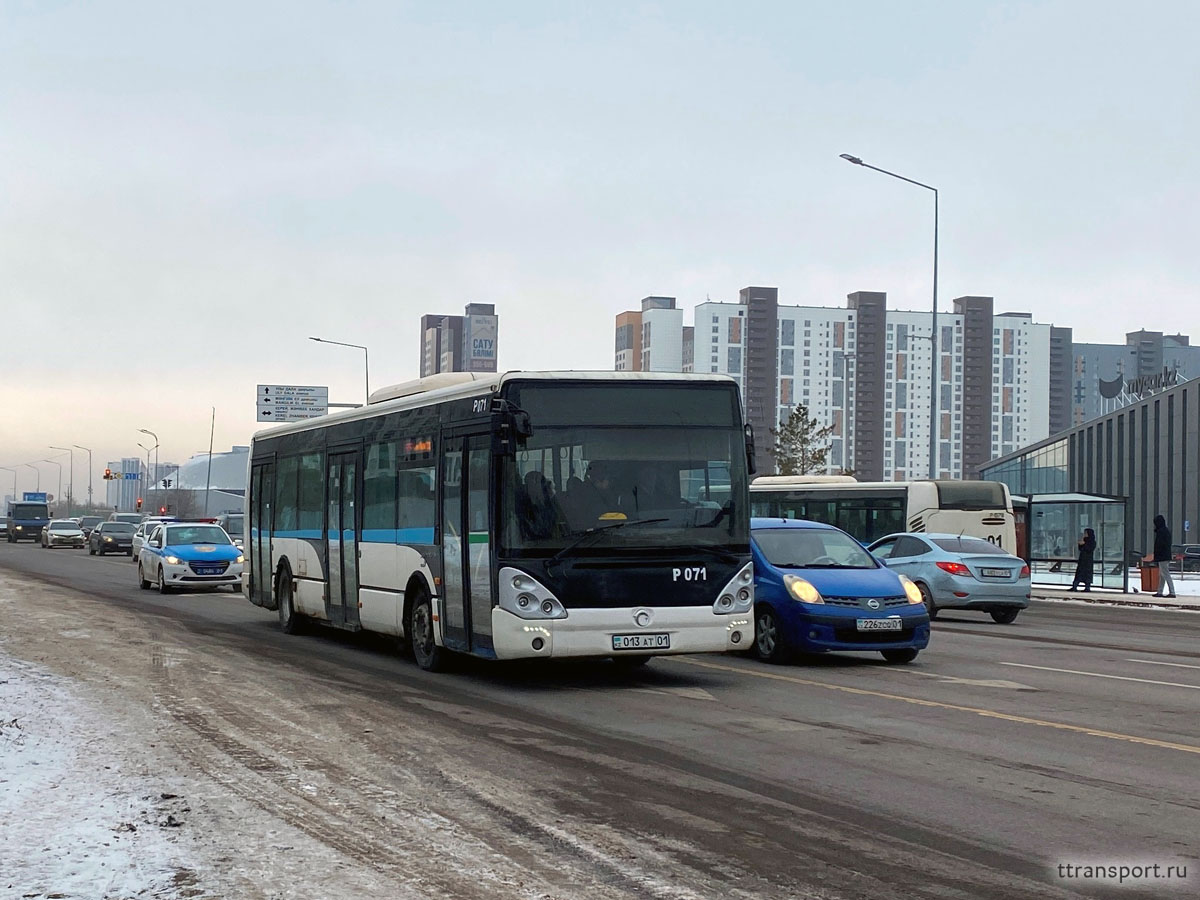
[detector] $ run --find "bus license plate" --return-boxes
[856,618,903,632]
[981,568,1011,577]
[612,633,670,651]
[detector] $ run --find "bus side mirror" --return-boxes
[492,407,533,456]
[744,424,757,476]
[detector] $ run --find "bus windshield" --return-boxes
[500,383,749,552]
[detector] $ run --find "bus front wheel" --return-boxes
[409,589,448,672]
[277,570,304,634]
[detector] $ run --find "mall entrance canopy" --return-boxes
[1012,493,1129,592]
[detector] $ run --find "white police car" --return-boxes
[137,522,244,594]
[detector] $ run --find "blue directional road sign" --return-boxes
[23,492,47,502]
[124,472,139,480]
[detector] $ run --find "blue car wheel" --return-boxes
[753,606,788,663]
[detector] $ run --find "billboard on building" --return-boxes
[464,315,498,372]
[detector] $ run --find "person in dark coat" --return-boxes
[1148,514,1177,598]
[1070,528,1096,591]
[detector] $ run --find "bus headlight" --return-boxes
[898,575,924,605]
[784,575,823,604]
[713,563,754,614]
[498,567,567,620]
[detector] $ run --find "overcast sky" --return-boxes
[2,0,1197,499]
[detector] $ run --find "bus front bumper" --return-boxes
[490,606,751,660]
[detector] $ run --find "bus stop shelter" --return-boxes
[1012,493,1129,592]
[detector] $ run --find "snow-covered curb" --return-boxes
[0,653,203,900]
[1030,594,1200,613]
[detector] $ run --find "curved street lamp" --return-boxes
[310,336,370,404]
[50,446,73,517]
[840,152,939,479]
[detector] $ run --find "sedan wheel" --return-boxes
[138,563,151,590]
[919,583,937,619]
[157,566,173,595]
[752,605,788,663]
[990,607,1020,624]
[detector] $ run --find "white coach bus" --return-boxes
[749,476,1017,550]
[245,371,755,671]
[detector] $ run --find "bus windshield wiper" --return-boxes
[682,544,743,564]
[545,518,669,570]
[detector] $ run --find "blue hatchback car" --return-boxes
[750,518,931,664]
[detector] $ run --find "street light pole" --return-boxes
[840,153,939,479]
[138,429,160,503]
[50,446,73,517]
[74,445,93,509]
[43,458,62,514]
[309,336,370,404]
[22,463,40,492]
[138,442,153,512]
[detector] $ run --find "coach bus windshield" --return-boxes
[499,382,749,553]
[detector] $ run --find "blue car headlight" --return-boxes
[784,575,823,604]
[898,575,924,605]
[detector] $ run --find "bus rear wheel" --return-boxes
[409,589,448,672]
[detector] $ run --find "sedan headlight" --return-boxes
[898,574,924,605]
[235,554,244,564]
[783,574,823,604]
[104,536,113,542]
[165,555,181,565]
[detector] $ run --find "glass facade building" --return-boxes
[982,374,1200,557]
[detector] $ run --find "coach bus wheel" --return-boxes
[409,589,448,672]
[919,583,937,619]
[277,571,304,635]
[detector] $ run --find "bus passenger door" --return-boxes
[250,463,274,608]
[440,433,495,654]
[327,451,361,629]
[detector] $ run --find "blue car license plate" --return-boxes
[856,618,903,632]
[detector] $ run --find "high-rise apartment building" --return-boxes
[614,297,685,372]
[419,303,499,376]
[619,287,1064,480]
[1069,331,1200,425]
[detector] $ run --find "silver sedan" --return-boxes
[867,533,1031,624]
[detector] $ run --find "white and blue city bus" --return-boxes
[245,371,755,671]
[749,476,1017,550]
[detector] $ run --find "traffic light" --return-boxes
[159,506,167,514]
[136,498,143,511]
[161,478,172,488]
[104,467,112,480]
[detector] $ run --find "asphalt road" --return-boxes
[2,540,1198,899]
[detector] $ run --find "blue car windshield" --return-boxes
[165,525,231,546]
[754,528,878,569]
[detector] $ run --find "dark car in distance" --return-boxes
[78,516,104,539]
[90,521,136,556]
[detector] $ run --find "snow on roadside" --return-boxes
[0,652,204,900]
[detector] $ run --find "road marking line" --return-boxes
[1001,662,1200,690]
[672,657,1200,756]
[1127,658,1200,671]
